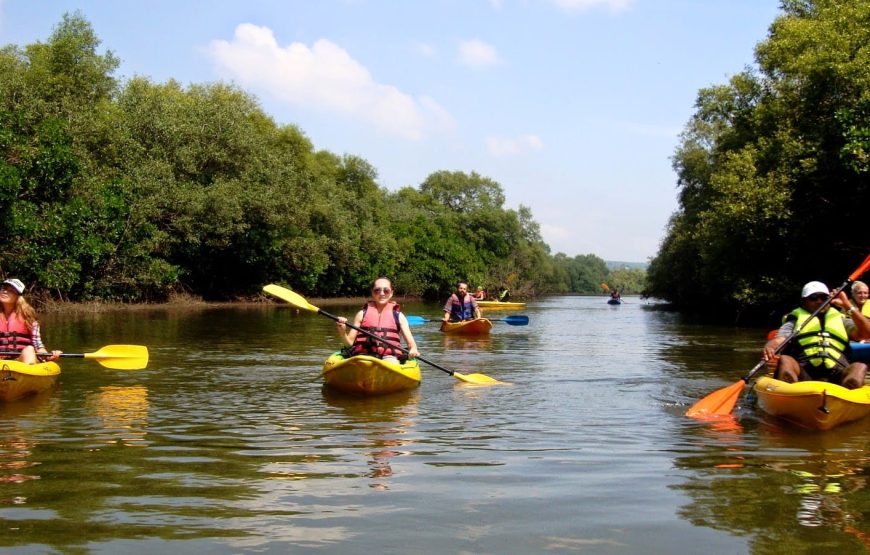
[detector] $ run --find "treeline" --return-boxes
[647,0,870,323]
[0,14,641,302]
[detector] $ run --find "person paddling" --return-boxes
[442,281,481,323]
[335,277,419,361]
[762,281,870,389]
[0,278,61,364]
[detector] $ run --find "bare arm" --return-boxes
[398,314,419,358]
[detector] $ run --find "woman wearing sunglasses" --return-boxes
[336,277,419,361]
[762,281,870,389]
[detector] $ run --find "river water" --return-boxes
[3,295,870,553]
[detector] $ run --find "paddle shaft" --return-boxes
[0,351,65,358]
[319,308,459,377]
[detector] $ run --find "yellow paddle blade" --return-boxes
[453,372,507,385]
[685,380,745,418]
[83,345,149,370]
[263,284,319,312]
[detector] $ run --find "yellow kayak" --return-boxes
[476,300,526,310]
[0,360,61,402]
[753,376,870,430]
[322,353,421,395]
[439,318,493,335]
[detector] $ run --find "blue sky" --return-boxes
[0,0,782,262]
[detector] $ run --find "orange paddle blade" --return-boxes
[849,253,870,281]
[685,380,746,418]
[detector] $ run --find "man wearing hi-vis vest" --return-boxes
[762,281,870,389]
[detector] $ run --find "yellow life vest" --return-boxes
[786,307,850,370]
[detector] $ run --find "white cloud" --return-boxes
[458,39,501,68]
[412,41,437,58]
[485,134,544,157]
[552,0,631,12]
[208,24,454,140]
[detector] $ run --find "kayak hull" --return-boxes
[607,299,621,305]
[0,360,61,402]
[476,301,526,310]
[322,353,421,395]
[440,318,493,335]
[753,376,870,430]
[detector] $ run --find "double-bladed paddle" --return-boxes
[686,253,870,418]
[406,315,529,326]
[1,344,150,370]
[262,284,505,386]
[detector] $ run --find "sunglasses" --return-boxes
[806,293,828,302]
[372,287,392,295]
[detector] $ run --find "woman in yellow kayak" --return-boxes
[335,277,420,361]
[0,278,62,364]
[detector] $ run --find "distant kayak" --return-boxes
[0,360,61,402]
[476,300,526,310]
[607,299,621,305]
[322,353,421,395]
[440,318,493,335]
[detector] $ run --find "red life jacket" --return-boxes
[0,312,33,359]
[352,301,403,358]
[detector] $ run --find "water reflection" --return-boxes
[85,386,150,447]
[0,394,59,502]
[674,415,870,551]
[321,388,419,490]
[440,334,493,352]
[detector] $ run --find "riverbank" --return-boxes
[37,292,423,313]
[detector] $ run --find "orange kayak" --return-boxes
[439,318,493,335]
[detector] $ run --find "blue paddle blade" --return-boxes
[497,315,529,325]
[405,315,430,325]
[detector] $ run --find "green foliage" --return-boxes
[648,0,870,323]
[1,13,626,302]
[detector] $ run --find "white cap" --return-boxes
[2,278,25,294]
[801,281,829,298]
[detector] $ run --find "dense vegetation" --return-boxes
[0,14,640,302]
[647,0,870,324]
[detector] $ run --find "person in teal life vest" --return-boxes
[762,281,870,389]
[0,278,61,364]
[335,277,419,361]
[442,281,482,323]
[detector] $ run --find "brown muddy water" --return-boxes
[2,295,870,553]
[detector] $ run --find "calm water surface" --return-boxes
[3,296,870,553]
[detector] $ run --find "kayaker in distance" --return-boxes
[442,281,482,323]
[497,287,510,302]
[472,286,486,300]
[335,277,419,361]
[0,278,62,364]
[610,289,621,301]
[762,280,870,389]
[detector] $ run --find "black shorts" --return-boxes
[790,359,847,384]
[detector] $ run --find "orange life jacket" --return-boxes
[0,312,33,359]
[352,302,403,358]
